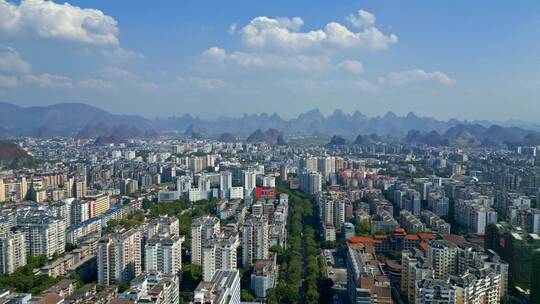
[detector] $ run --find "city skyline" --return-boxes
[0,0,539,121]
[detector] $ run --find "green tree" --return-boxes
[241,289,256,301]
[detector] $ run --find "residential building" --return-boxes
[193,270,240,304]
[0,232,26,274]
[98,228,142,285]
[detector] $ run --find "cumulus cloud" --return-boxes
[0,47,31,74]
[176,76,226,90]
[238,15,397,52]
[202,46,330,71]
[378,69,456,86]
[337,60,364,75]
[346,10,375,28]
[25,73,112,89]
[0,0,119,46]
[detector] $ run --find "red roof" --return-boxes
[348,236,383,245]
[417,233,435,240]
[404,235,420,241]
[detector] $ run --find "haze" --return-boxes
[0,0,539,122]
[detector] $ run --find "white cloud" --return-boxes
[102,48,145,61]
[239,15,397,52]
[100,66,132,78]
[228,23,237,35]
[294,78,378,93]
[378,69,456,86]
[338,60,364,75]
[0,46,31,74]
[240,16,325,52]
[0,75,16,87]
[0,0,119,46]
[25,73,73,88]
[346,10,375,28]
[25,73,112,89]
[77,78,112,89]
[177,76,226,90]
[356,79,378,92]
[202,47,330,71]
[100,66,159,91]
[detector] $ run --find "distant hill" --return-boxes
[93,124,158,145]
[1,102,540,142]
[0,101,152,137]
[404,123,540,147]
[327,135,347,146]
[0,143,29,161]
[184,124,207,139]
[246,128,284,144]
[217,132,236,143]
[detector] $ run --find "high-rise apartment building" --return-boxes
[299,157,318,172]
[120,178,138,195]
[202,234,240,282]
[346,245,392,304]
[147,215,180,239]
[220,171,232,197]
[299,171,322,195]
[145,235,184,275]
[242,215,269,267]
[85,192,110,216]
[191,216,220,265]
[242,170,257,197]
[72,179,86,199]
[427,240,458,280]
[194,270,241,304]
[415,279,456,304]
[0,178,4,202]
[317,156,336,178]
[0,232,26,274]
[401,249,434,303]
[98,228,142,285]
[17,213,65,258]
[118,272,179,304]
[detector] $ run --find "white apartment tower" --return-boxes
[98,228,142,285]
[191,216,220,265]
[17,214,66,259]
[145,235,185,275]
[242,215,269,267]
[0,232,26,274]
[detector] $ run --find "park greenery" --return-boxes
[179,264,202,304]
[141,189,331,303]
[266,188,332,304]
[105,210,146,233]
[0,255,62,294]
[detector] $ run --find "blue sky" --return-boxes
[0,0,539,121]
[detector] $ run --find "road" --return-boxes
[323,249,349,303]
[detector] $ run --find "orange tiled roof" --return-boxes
[404,235,420,241]
[348,236,383,245]
[417,233,435,240]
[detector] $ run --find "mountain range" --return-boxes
[0,101,539,146]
